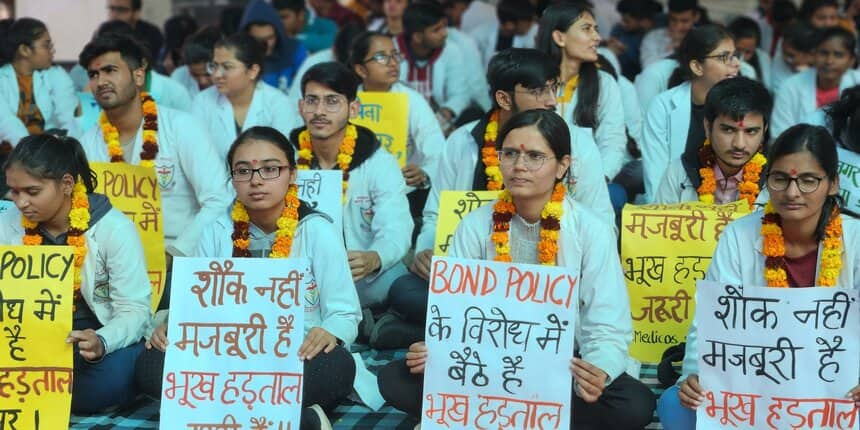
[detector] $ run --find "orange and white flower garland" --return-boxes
[99,92,159,167]
[697,139,765,208]
[761,202,842,287]
[231,184,300,258]
[22,179,90,307]
[297,124,356,204]
[491,182,565,265]
[481,110,503,190]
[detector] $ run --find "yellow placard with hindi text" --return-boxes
[434,190,498,255]
[0,245,74,428]
[621,201,751,363]
[353,92,408,167]
[90,162,166,311]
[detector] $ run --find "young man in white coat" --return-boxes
[639,0,699,68]
[77,32,233,260]
[290,61,413,310]
[655,77,772,205]
[468,0,538,68]
[372,48,615,349]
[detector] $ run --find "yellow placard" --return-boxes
[434,190,498,255]
[0,245,74,428]
[621,201,751,363]
[90,162,166,311]
[353,92,408,167]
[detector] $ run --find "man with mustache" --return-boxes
[654,77,772,205]
[290,61,412,312]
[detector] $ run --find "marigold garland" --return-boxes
[482,110,503,190]
[696,139,765,208]
[99,92,159,167]
[297,124,356,204]
[231,184,300,258]
[491,182,565,265]
[22,179,89,308]
[761,201,842,287]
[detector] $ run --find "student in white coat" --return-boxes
[656,124,860,429]
[770,27,859,137]
[655,77,772,206]
[639,0,700,68]
[169,26,220,99]
[729,16,773,91]
[641,25,740,202]
[468,0,538,68]
[349,31,444,223]
[377,48,615,350]
[0,18,79,144]
[290,61,413,309]
[77,32,233,259]
[192,33,300,158]
[1,135,150,413]
[136,127,361,430]
[768,21,817,93]
[378,109,656,429]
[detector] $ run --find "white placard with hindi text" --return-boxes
[160,257,309,429]
[421,256,578,430]
[296,170,342,232]
[695,281,859,429]
[838,147,860,214]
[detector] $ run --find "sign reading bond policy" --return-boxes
[620,201,750,363]
[0,246,74,429]
[353,92,408,167]
[421,256,577,429]
[90,162,166,311]
[160,257,308,429]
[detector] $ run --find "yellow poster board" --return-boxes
[621,201,751,363]
[90,162,166,311]
[353,92,408,167]
[433,190,498,255]
[0,245,74,428]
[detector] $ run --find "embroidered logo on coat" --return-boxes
[155,162,176,190]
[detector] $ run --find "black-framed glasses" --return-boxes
[704,51,743,65]
[766,173,825,193]
[514,82,561,102]
[300,95,346,113]
[231,165,291,182]
[497,149,555,171]
[364,51,403,65]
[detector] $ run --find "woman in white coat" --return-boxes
[656,124,860,429]
[641,25,740,201]
[1,135,150,413]
[192,33,300,158]
[377,109,656,429]
[0,18,79,144]
[770,27,859,137]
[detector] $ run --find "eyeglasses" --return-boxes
[364,51,403,65]
[206,61,240,75]
[704,51,743,65]
[231,165,291,182]
[514,82,561,102]
[497,149,555,171]
[766,173,825,193]
[300,95,346,113]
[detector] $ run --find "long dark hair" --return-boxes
[4,134,97,193]
[0,18,48,66]
[536,3,601,129]
[668,24,733,88]
[347,31,389,71]
[766,124,841,241]
[825,85,860,152]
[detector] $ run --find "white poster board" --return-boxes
[296,170,343,232]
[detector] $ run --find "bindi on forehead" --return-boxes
[520,144,526,151]
[252,159,258,165]
[790,168,797,176]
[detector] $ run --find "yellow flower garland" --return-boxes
[482,110,503,190]
[297,124,356,204]
[491,183,565,265]
[231,184,300,258]
[697,139,766,208]
[761,201,842,287]
[99,92,159,167]
[22,179,90,308]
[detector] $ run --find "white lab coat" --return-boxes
[634,58,759,112]
[460,0,497,32]
[468,21,539,68]
[770,68,860,137]
[395,36,471,117]
[679,212,860,382]
[0,205,151,354]
[558,70,628,179]
[79,105,234,257]
[640,28,674,68]
[447,27,492,111]
[0,64,80,144]
[192,81,301,157]
[149,71,192,112]
[450,196,632,382]
[618,73,644,150]
[170,65,201,99]
[415,118,615,252]
[641,81,692,202]
[752,48,773,91]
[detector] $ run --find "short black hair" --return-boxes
[799,0,838,23]
[815,26,857,56]
[728,16,761,44]
[488,48,559,107]
[782,21,819,52]
[79,31,148,71]
[616,0,661,20]
[403,1,446,42]
[301,61,360,101]
[772,0,798,24]
[183,26,222,65]
[497,0,535,24]
[273,0,305,13]
[668,0,698,14]
[704,77,773,128]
